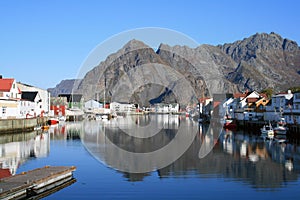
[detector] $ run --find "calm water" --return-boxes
[1,115,300,199]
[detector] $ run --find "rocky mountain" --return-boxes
[219,32,300,91]
[51,32,300,106]
[47,79,79,97]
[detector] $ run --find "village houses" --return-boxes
[0,76,50,119]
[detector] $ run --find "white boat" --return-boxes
[274,123,287,135]
[274,118,287,135]
[261,123,274,139]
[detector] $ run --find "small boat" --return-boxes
[102,115,108,120]
[274,118,287,135]
[48,118,59,125]
[41,125,50,130]
[261,123,274,139]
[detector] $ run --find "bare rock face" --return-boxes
[219,32,300,91]
[51,32,300,106]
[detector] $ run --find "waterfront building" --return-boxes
[17,82,51,117]
[20,91,42,118]
[152,103,179,113]
[0,77,22,119]
[50,96,68,116]
[110,102,136,113]
[58,94,83,109]
[265,90,293,122]
[84,99,103,113]
[284,92,300,124]
[233,91,268,121]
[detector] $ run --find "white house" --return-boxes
[0,77,22,119]
[284,92,300,124]
[168,103,179,113]
[84,99,103,112]
[17,82,51,117]
[110,102,136,113]
[20,91,42,118]
[265,90,293,121]
[233,91,267,121]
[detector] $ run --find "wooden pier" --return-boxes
[0,166,76,200]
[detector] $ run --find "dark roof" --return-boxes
[58,94,82,102]
[212,93,233,102]
[21,91,38,102]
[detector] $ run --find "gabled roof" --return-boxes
[22,91,38,102]
[233,93,247,99]
[0,78,15,92]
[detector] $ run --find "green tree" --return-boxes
[260,88,273,98]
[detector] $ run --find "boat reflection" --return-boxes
[82,115,300,188]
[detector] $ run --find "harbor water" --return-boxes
[1,114,300,199]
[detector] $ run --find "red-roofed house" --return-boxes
[0,77,22,119]
[0,78,21,99]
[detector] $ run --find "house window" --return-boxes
[2,106,6,115]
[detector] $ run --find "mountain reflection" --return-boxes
[82,115,300,188]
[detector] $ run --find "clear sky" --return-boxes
[0,0,299,89]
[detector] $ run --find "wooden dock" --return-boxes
[0,166,76,200]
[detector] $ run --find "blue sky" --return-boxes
[0,0,299,89]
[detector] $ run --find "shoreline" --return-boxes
[0,117,49,134]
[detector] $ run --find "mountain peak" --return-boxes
[122,39,151,52]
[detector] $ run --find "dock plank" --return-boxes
[0,166,76,199]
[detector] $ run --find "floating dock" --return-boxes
[0,166,76,200]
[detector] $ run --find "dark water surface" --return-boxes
[1,115,300,199]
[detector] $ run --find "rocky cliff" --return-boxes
[47,79,79,97]
[51,32,300,106]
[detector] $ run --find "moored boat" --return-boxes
[260,123,274,139]
[48,118,59,125]
[223,118,237,129]
[274,118,287,135]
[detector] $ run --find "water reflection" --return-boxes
[1,116,300,189]
[0,131,50,176]
[0,122,81,178]
[82,115,300,188]
[82,114,199,173]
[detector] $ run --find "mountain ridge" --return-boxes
[49,32,300,106]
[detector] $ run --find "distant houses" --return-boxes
[0,76,50,119]
[212,90,300,125]
[283,92,300,124]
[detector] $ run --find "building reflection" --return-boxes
[0,122,82,179]
[0,131,50,177]
[2,116,300,189]
[82,115,300,188]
